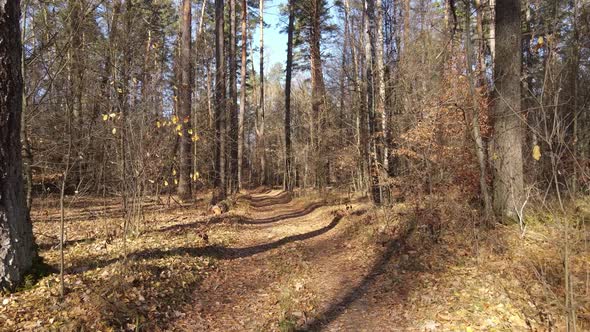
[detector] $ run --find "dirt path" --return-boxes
[166,190,553,332]
[170,190,409,331]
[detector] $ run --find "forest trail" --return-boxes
[172,189,407,331]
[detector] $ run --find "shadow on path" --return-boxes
[300,223,415,331]
[238,202,325,225]
[67,211,345,274]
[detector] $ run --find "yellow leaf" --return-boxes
[176,124,182,131]
[117,88,123,94]
[174,179,178,185]
[188,129,193,135]
[172,169,177,176]
[178,132,183,137]
[183,116,190,123]
[532,145,541,161]
[109,113,117,118]
[164,180,169,187]
[156,121,161,128]
[112,128,117,135]
[538,36,544,45]
[172,115,179,124]
[102,114,109,121]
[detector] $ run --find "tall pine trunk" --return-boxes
[284,0,295,191]
[0,0,36,291]
[229,0,239,193]
[238,0,248,191]
[492,0,524,219]
[375,0,387,173]
[214,0,227,202]
[178,0,193,200]
[310,0,327,189]
[259,0,266,185]
[365,0,382,205]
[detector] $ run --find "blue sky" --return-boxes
[252,0,289,73]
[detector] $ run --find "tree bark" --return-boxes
[67,0,85,189]
[345,0,368,191]
[376,0,387,172]
[310,0,327,189]
[214,0,227,201]
[20,0,32,212]
[229,0,238,193]
[284,0,295,191]
[492,0,524,219]
[465,0,493,219]
[0,0,36,291]
[238,0,248,191]
[178,0,193,200]
[365,0,382,205]
[259,0,266,185]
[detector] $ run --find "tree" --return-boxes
[464,0,493,219]
[305,0,330,188]
[492,0,525,219]
[229,0,239,193]
[364,0,383,204]
[284,0,295,191]
[214,0,227,202]
[178,0,193,200]
[258,0,267,185]
[375,0,387,171]
[238,0,248,191]
[0,0,37,290]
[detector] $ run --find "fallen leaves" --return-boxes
[4,196,215,331]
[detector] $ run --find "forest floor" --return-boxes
[0,189,588,331]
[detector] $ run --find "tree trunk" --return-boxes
[376,0,387,172]
[492,0,524,219]
[20,1,32,212]
[68,0,86,190]
[365,0,382,205]
[178,0,193,200]
[214,0,227,202]
[488,0,496,61]
[0,0,36,291]
[310,0,327,189]
[345,0,368,192]
[284,0,295,191]
[259,0,266,186]
[229,0,239,194]
[465,0,493,219]
[238,0,248,191]
[474,0,489,85]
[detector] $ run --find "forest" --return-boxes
[0,0,589,330]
